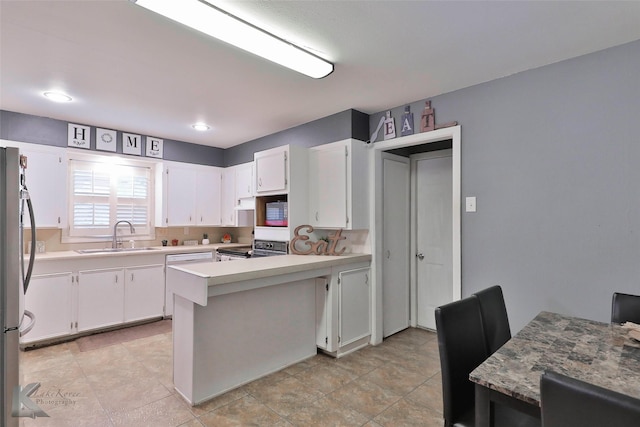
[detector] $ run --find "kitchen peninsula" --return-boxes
[167,253,371,405]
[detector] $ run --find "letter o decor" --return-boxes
[290,225,347,256]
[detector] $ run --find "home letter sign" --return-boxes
[146,137,163,158]
[122,133,142,156]
[68,124,91,149]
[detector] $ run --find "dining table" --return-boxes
[469,311,640,427]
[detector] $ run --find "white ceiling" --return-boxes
[1,1,639,149]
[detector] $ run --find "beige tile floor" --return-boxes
[19,325,443,426]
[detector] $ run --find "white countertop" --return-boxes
[31,243,252,261]
[170,254,371,286]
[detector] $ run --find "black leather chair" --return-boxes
[540,371,640,427]
[435,296,488,427]
[436,296,541,427]
[611,292,640,324]
[473,285,511,354]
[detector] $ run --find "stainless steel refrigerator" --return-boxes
[1,147,37,427]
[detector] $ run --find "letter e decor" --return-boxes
[290,225,346,255]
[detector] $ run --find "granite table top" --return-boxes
[470,311,640,406]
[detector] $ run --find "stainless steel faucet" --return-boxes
[112,220,135,248]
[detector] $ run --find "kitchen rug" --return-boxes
[75,319,172,352]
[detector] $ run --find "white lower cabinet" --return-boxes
[21,272,74,344]
[21,260,166,346]
[78,264,165,332]
[78,268,125,332]
[124,264,165,322]
[316,265,371,357]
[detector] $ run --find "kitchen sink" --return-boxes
[75,247,160,254]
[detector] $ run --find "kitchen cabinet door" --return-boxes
[196,168,222,226]
[20,272,73,344]
[235,162,254,199]
[315,277,330,350]
[124,264,165,322]
[255,147,287,194]
[309,144,348,228]
[78,268,124,332]
[338,268,371,347]
[166,166,197,226]
[221,167,236,226]
[308,139,369,230]
[20,146,67,228]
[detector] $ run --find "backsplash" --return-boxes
[23,227,254,253]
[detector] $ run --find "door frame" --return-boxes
[369,126,461,343]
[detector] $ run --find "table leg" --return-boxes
[475,383,491,427]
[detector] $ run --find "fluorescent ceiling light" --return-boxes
[43,91,72,102]
[132,0,334,79]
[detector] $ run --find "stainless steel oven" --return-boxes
[252,240,288,257]
[215,247,252,261]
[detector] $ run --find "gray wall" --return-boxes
[0,110,226,166]
[0,108,368,167]
[223,109,368,166]
[371,40,640,331]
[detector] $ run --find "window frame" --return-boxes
[62,152,157,244]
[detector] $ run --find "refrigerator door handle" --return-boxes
[19,310,35,337]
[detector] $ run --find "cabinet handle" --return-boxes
[315,212,319,221]
[115,275,118,284]
[258,177,262,187]
[247,185,250,193]
[131,273,134,281]
[386,250,391,259]
[365,274,368,285]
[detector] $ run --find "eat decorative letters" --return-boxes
[290,225,347,256]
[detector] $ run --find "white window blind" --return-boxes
[68,159,152,237]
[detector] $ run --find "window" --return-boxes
[67,156,154,239]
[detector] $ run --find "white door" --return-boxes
[414,150,453,329]
[382,153,410,337]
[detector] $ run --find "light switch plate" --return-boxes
[465,197,477,212]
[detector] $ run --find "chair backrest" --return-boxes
[473,285,511,354]
[611,292,640,324]
[540,371,640,427]
[435,296,489,426]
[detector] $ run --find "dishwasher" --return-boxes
[165,251,213,317]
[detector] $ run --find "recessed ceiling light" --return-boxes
[43,91,72,102]
[192,123,210,131]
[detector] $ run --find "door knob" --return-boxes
[416,252,424,260]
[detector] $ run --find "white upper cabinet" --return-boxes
[156,162,222,226]
[308,139,369,229]
[235,161,254,200]
[254,147,288,194]
[253,145,308,241]
[221,167,236,226]
[196,168,222,226]
[15,143,67,228]
[166,165,197,226]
